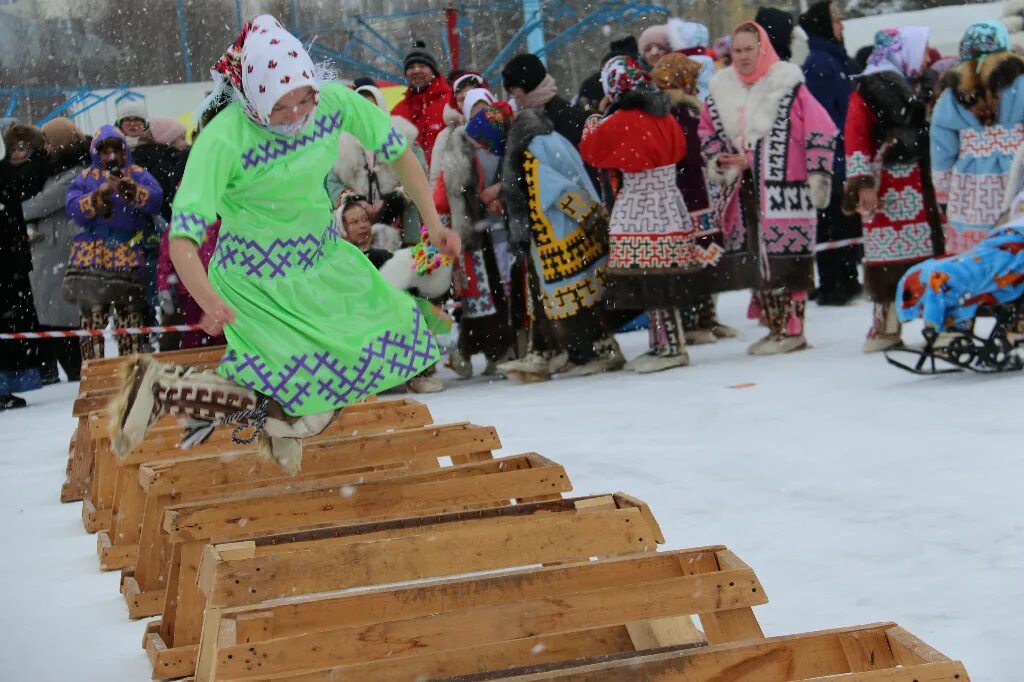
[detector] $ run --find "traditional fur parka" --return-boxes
[500,109,610,355]
[932,51,1024,253]
[700,60,837,291]
[844,68,943,301]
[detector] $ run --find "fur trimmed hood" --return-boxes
[939,51,1024,125]
[708,61,804,149]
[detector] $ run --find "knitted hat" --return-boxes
[404,40,440,76]
[41,117,86,153]
[501,53,547,93]
[148,116,188,146]
[638,25,671,56]
[115,99,148,125]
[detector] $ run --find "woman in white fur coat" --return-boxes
[326,78,427,247]
[699,21,838,356]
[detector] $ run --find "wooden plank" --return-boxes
[125,399,431,464]
[148,495,660,679]
[96,530,136,572]
[165,453,569,543]
[839,628,898,672]
[215,548,726,643]
[141,421,492,495]
[212,628,640,682]
[885,625,953,666]
[697,550,766,644]
[419,623,970,682]
[202,548,762,680]
[60,417,94,503]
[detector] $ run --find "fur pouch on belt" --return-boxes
[378,247,453,300]
[808,173,832,210]
[842,176,875,217]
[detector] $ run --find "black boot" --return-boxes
[0,395,27,411]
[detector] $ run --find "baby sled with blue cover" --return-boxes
[888,222,1024,374]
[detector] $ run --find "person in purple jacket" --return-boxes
[64,125,163,360]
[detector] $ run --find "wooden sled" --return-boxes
[187,547,764,681]
[144,493,659,679]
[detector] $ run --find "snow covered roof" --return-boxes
[844,2,1005,57]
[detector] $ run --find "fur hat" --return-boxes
[3,123,44,155]
[501,53,547,93]
[41,117,86,153]
[404,40,440,76]
[638,25,671,57]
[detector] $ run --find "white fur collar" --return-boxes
[709,61,804,149]
[391,115,419,143]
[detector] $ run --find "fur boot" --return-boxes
[748,289,808,356]
[108,357,335,474]
[863,301,902,353]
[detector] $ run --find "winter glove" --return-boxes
[808,173,832,210]
[157,289,177,317]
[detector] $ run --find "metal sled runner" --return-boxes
[886,305,1024,375]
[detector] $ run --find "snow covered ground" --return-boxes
[0,290,1020,680]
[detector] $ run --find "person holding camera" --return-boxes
[64,126,163,360]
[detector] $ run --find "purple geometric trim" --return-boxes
[219,305,438,412]
[376,125,406,163]
[170,212,211,242]
[213,222,340,279]
[241,112,344,170]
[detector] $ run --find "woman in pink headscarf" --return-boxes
[699,21,838,356]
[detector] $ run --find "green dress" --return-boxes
[169,82,440,416]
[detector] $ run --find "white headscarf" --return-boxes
[205,14,321,131]
[461,88,497,122]
[861,27,930,79]
[240,16,319,125]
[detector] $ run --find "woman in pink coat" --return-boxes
[699,21,838,355]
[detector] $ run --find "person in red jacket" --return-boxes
[580,56,707,373]
[391,41,451,167]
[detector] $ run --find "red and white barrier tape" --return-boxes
[0,325,204,340]
[815,237,863,253]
